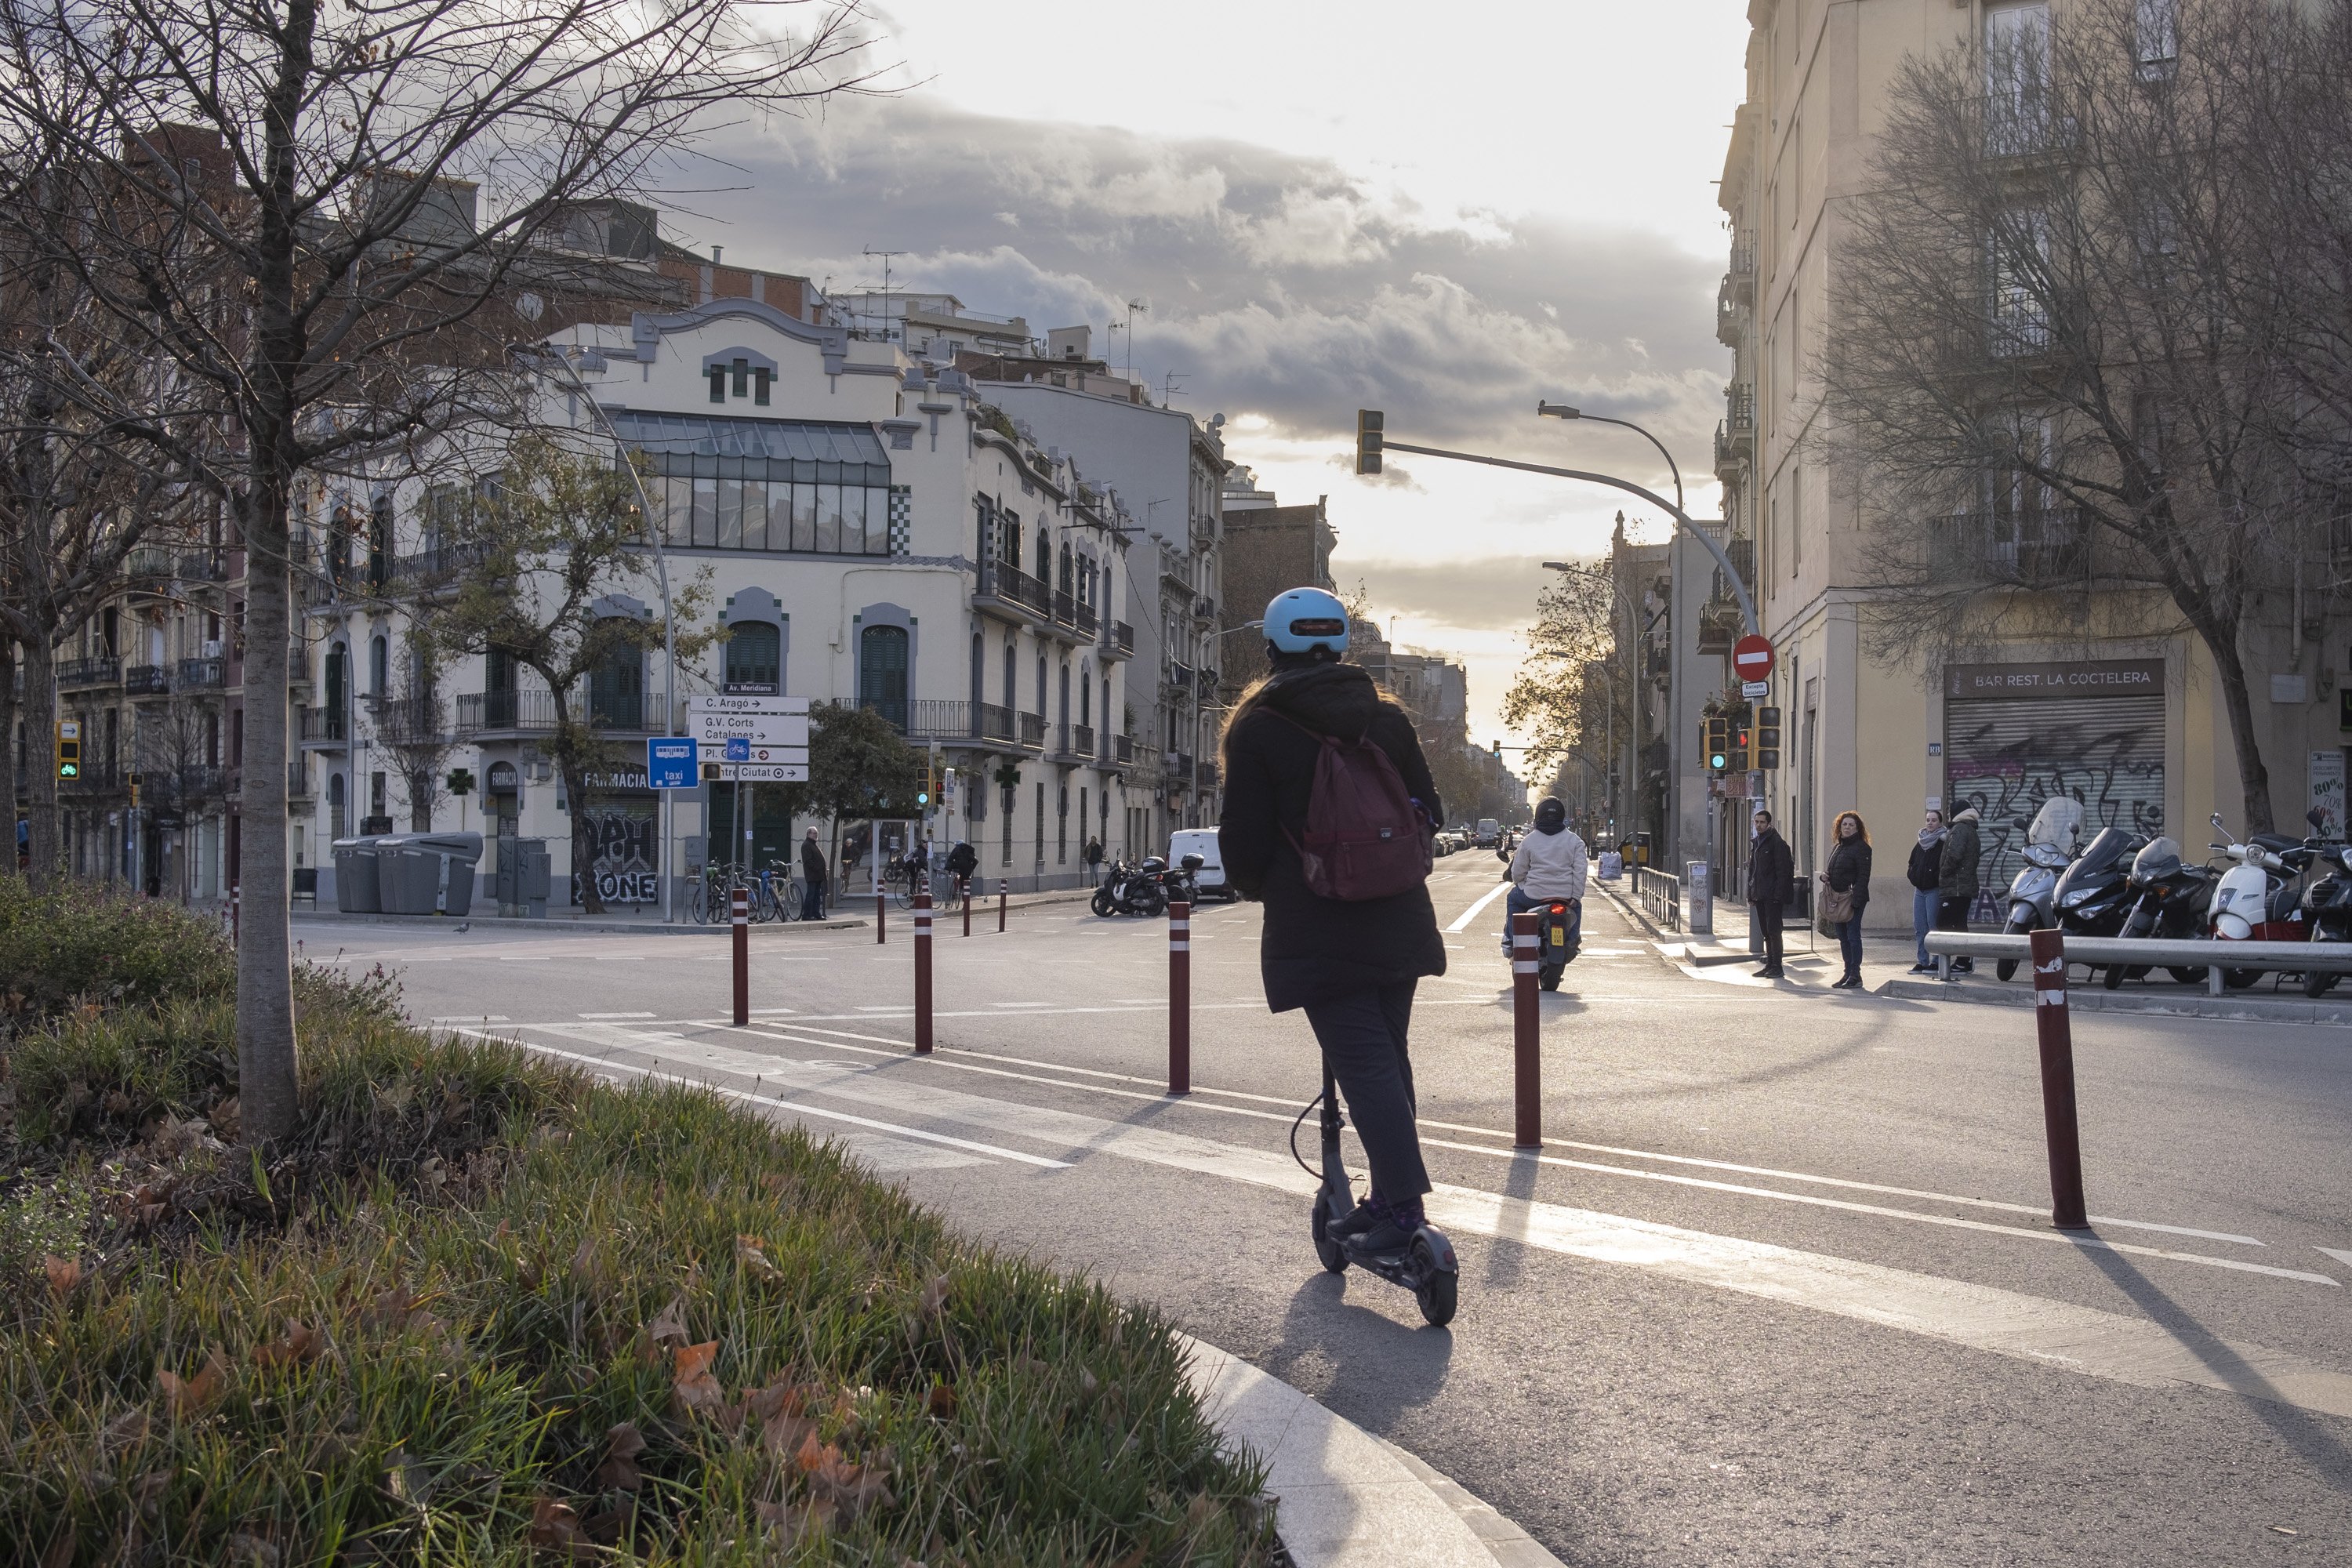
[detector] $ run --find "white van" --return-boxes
[1168,829,1232,900]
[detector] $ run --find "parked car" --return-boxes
[1168,829,1234,901]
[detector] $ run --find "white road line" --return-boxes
[1445,881,1514,933]
[578,1011,655,1020]
[430,1014,510,1023]
[2320,1247,2352,1269]
[748,1007,797,1014]
[525,1024,2352,1421]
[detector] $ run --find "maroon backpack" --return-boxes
[1271,711,1434,901]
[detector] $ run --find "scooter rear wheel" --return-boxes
[1411,1237,1457,1327]
[2166,966,2208,985]
[1995,918,2029,982]
[1310,1194,1349,1275]
[2305,969,2336,999]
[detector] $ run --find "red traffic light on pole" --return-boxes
[1355,409,1384,476]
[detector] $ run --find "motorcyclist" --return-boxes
[1503,797,1587,957]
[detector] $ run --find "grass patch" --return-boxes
[0,886,1276,1564]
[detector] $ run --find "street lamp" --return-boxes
[1537,401,1684,516]
[524,340,683,923]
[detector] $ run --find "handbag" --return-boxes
[1819,884,1856,929]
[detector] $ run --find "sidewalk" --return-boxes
[291,883,1104,938]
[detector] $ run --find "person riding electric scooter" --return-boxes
[1220,586,1459,1326]
[1502,797,1587,973]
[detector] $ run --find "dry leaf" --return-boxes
[925,1383,957,1419]
[526,1496,597,1560]
[38,1519,74,1568]
[670,1341,729,1421]
[99,1408,151,1456]
[252,1320,323,1370]
[761,1411,818,1460]
[157,1347,228,1420]
[756,1497,833,1547]
[593,1423,645,1494]
[42,1254,82,1298]
[742,1379,810,1423]
[804,1446,895,1521]
[734,1235,784,1282]
[644,1296,688,1348]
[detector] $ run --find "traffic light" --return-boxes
[942,766,957,811]
[1731,721,1753,771]
[54,720,79,781]
[1704,714,1730,773]
[1490,738,1501,758]
[1756,706,1782,771]
[1355,408,1384,476]
[128,771,141,808]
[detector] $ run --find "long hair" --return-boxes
[1833,809,1871,846]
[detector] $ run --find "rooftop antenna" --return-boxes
[1117,298,1148,376]
[1160,370,1188,406]
[862,245,907,340]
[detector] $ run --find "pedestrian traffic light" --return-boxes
[54,720,79,781]
[1355,408,1384,476]
[1732,721,1753,771]
[1756,706,1782,771]
[1704,715,1729,773]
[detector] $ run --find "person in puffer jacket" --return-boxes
[1504,798,1588,955]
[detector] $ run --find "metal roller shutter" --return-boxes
[1944,692,2166,923]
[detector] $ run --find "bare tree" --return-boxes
[1824,0,2346,833]
[1504,563,1629,825]
[0,0,874,1140]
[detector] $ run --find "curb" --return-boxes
[1878,975,2352,1028]
[289,886,1104,939]
[1177,1334,1563,1568]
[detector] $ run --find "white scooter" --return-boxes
[1994,797,2084,982]
[2208,811,2318,989]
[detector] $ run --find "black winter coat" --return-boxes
[800,838,828,883]
[1906,837,1942,892]
[1219,662,1447,1012]
[1747,828,1794,906]
[1828,837,1873,913]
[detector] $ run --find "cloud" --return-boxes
[1342,556,1552,633]
[679,96,1726,474]
[1324,453,1422,491]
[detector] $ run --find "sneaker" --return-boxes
[1325,1196,1387,1245]
[1759,967,1786,980]
[1907,962,1932,974]
[1341,1196,1428,1258]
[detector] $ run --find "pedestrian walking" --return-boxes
[1220,586,1445,1258]
[1819,810,1872,989]
[1748,808,1794,979]
[1907,808,1946,972]
[1938,806,1982,975]
[798,828,827,921]
[1084,836,1105,880]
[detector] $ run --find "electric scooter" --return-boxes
[1296,1065,1458,1327]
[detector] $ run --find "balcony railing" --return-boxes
[124,546,176,580]
[1725,384,1755,437]
[976,558,1051,619]
[388,540,493,590]
[1072,722,1095,759]
[1979,91,2077,161]
[453,688,650,735]
[1196,760,1218,790]
[1073,600,1098,638]
[179,550,232,583]
[1114,734,1134,765]
[56,656,120,688]
[1171,751,1195,785]
[176,657,225,691]
[124,664,169,695]
[299,705,349,744]
[371,695,447,746]
[1167,662,1194,693]
[289,759,314,797]
[1936,508,2090,586]
[1109,621,1134,655]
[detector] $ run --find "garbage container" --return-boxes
[332,836,386,913]
[376,832,484,916]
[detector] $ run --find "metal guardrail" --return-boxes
[1923,931,2352,996]
[1631,864,1682,933]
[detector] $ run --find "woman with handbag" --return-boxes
[1818,810,1873,989]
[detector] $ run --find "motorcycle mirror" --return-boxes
[2308,808,2328,830]
[2211,811,2227,830]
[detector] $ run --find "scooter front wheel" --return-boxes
[1310,1193,1349,1275]
[2306,967,2333,999]
[1411,1236,1457,1327]
[1995,917,2029,982]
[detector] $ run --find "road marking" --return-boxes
[1445,881,1513,933]
[431,1014,510,1023]
[528,1023,2352,1421]
[2320,1247,2352,1269]
[578,1011,655,1019]
[748,1007,797,1014]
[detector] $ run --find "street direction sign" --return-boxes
[708,762,808,782]
[1742,680,1770,699]
[645,737,699,789]
[688,693,810,754]
[1733,633,1776,682]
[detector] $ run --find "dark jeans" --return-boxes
[1836,914,1864,979]
[800,880,824,920]
[1504,887,1581,950]
[1936,895,1972,969]
[1301,980,1431,1203]
[1752,899,1784,968]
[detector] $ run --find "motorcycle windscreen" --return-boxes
[2130,837,2182,881]
[2028,797,2086,848]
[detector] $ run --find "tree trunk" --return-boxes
[2205,625,2275,834]
[545,694,603,916]
[234,476,300,1145]
[0,637,16,876]
[21,633,62,888]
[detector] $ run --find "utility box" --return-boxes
[496,838,552,919]
[377,832,483,916]
[332,837,386,913]
[1684,859,1714,938]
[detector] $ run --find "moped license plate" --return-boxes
[1548,923,1566,947]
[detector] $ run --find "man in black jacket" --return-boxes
[798,828,828,920]
[1747,808,1795,979]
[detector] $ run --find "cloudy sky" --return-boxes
[680,0,1750,755]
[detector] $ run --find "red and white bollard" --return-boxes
[998,879,1008,933]
[731,886,750,1028]
[1511,909,1541,1149]
[875,889,887,943]
[2028,928,2089,1229]
[230,883,241,946]
[960,876,971,937]
[914,888,935,1054]
[1167,899,1192,1095]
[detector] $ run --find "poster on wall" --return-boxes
[572,799,659,905]
[2310,751,2345,838]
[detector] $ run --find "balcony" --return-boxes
[124,546,176,582]
[288,759,314,799]
[176,657,226,692]
[1042,586,1090,644]
[387,540,493,594]
[1979,91,2077,162]
[1716,274,1748,349]
[124,663,169,696]
[1724,384,1755,445]
[1713,421,1744,481]
[179,550,232,583]
[1071,722,1095,760]
[973,558,1052,626]
[1192,595,1216,623]
[371,695,448,747]
[1113,733,1134,766]
[1102,620,1134,659]
[1696,600,1740,655]
[453,688,652,737]
[299,705,350,747]
[1170,750,1195,787]
[1727,235,1755,305]
[56,656,121,689]
[1195,760,1219,791]
[1167,662,1195,695]
[1934,508,2090,587]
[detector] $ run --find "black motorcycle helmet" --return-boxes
[1534,797,1567,834]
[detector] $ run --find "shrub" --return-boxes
[0,877,234,1022]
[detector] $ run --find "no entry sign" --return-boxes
[1733,633,1776,682]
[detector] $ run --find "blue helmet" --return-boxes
[1264,586,1349,657]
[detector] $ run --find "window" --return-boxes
[589,633,645,730]
[1034,654,1046,718]
[1790,460,1803,569]
[2135,0,2178,79]
[860,625,909,732]
[1989,209,2053,355]
[1984,2,2051,155]
[1002,641,1015,710]
[724,622,781,695]
[622,415,893,557]
[369,634,388,698]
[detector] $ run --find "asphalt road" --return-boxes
[301,852,2352,1566]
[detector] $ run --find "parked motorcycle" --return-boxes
[2208,811,2317,989]
[2299,838,2352,996]
[1091,857,1171,918]
[1994,797,2085,982]
[2101,836,2214,989]
[2049,826,2149,982]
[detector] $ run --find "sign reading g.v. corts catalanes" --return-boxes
[1944,659,2165,700]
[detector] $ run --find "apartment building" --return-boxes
[1218,476,1338,696]
[1715,0,2339,922]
